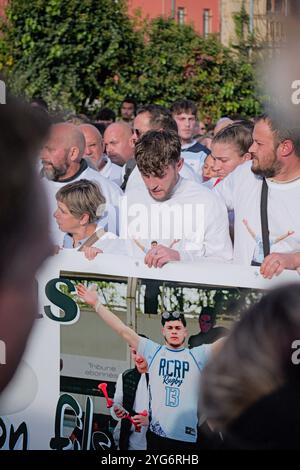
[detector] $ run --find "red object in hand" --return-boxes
[127,415,141,432]
[129,409,148,432]
[98,383,113,408]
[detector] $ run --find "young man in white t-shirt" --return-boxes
[76,284,224,450]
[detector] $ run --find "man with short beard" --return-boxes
[214,113,300,270]
[40,122,122,244]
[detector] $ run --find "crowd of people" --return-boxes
[34,96,300,279]
[1,93,300,451]
[37,96,300,449]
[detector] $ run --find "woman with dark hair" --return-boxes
[201,284,300,449]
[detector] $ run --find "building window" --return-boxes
[267,0,289,15]
[177,7,185,25]
[203,9,211,37]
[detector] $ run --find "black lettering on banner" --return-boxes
[50,394,83,450]
[0,418,28,450]
[44,278,79,323]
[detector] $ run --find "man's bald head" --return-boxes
[104,122,134,166]
[79,124,104,169]
[52,123,86,158]
[40,122,86,181]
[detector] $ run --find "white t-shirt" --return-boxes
[99,157,122,187]
[112,372,149,450]
[42,162,122,245]
[214,160,300,265]
[124,161,201,194]
[138,337,211,443]
[120,177,233,262]
[62,231,126,255]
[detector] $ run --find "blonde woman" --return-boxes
[54,179,124,259]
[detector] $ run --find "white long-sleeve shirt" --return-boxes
[120,176,233,262]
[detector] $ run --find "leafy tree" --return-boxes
[0,3,262,119]
[139,18,261,118]
[101,17,262,119]
[0,0,141,112]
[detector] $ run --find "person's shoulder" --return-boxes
[102,231,119,240]
[124,185,149,202]
[122,367,139,379]
[180,178,225,203]
[84,167,122,191]
[184,141,210,155]
[188,333,203,348]
[228,160,256,182]
[190,342,214,362]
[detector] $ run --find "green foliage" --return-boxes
[233,3,257,60]
[0,0,141,111]
[0,2,262,119]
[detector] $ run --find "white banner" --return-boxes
[1,251,299,449]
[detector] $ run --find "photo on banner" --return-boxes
[0,251,299,450]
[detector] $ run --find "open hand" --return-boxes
[76,283,98,307]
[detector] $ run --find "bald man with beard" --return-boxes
[104,122,134,167]
[79,124,122,186]
[40,123,122,244]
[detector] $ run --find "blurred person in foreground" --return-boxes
[201,284,300,449]
[0,98,52,393]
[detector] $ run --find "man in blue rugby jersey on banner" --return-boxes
[77,284,224,451]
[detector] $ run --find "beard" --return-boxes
[42,162,68,181]
[251,155,282,179]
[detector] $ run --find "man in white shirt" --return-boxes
[40,123,122,244]
[214,113,300,270]
[121,130,233,266]
[79,124,122,186]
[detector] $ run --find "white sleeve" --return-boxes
[202,193,233,261]
[176,192,233,262]
[213,173,235,211]
[111,374,123,421]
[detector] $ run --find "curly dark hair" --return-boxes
[135,130,181,177]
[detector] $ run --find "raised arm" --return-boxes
[76,284,140,350]
[211,337,226,356]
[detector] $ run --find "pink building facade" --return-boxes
[127,0,220,37]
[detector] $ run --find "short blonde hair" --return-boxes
[56,179,105,223]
